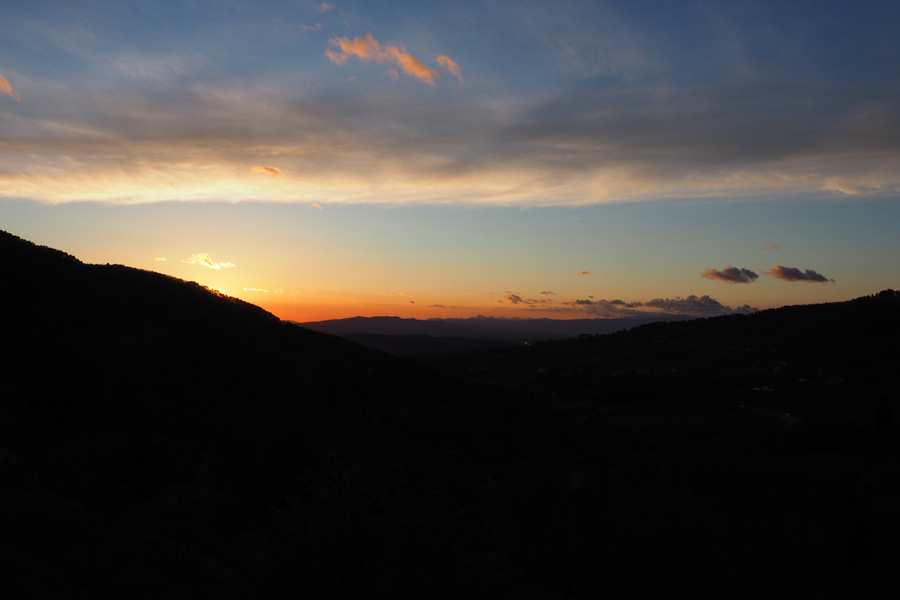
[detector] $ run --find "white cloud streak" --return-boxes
[182,253,236,270]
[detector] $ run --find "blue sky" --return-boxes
[2,1,898,320]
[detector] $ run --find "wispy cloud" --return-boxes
[154,256,169,262]
[182,253,236,270]
[764,265,833,283]
[319,2,334,12]
[326,33,460,85]
[822,177,870,195]
[243,287,268,293]
[0,74,21,103]
[503,291,553,306]
[763,243,780,251]
[251,166,283,178]
[701,265,759,284]
[436,55,463,83]
[300,23,323,34]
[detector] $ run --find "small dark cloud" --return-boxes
[578,271,591,276]
[764,265,833,283]
[540,290,557,295]
[503,291,554,307]
[702,266,759,284]
[763,243,781,250]
[409,300,415,304]
[430,304,447,308]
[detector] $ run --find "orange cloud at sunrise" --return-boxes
[436,55,463,83]
[326,33,441,85]
[0,74,21,102]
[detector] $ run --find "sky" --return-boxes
[1,0,899,321]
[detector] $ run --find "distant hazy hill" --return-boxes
[2,229,899,599]
[292,314,694,356]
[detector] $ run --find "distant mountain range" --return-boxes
[292,314,696,356]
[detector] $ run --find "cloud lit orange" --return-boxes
[436,55,463,83]
[326,33,439,85]
[252,166,283,178]
[764,265,832,283]
[0,74,21,102]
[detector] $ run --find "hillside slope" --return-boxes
[0,230,527,598]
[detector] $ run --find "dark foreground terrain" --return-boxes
[1,229,898,598]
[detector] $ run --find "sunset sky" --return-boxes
[2,1,898,321]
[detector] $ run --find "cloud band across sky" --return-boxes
[1,1,898,210]
[2,78,897,207]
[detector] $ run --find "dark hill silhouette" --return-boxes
[1,229,899,598]
[0,230,527,598]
